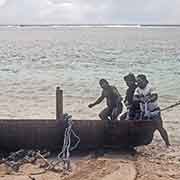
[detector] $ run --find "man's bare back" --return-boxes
[88,79,123,121]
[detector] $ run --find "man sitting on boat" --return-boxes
[134,74,170,147]
[88,79,123,121]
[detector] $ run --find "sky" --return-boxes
[0,0,180,24]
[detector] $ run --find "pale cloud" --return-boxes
[0,0,6,6]
[0,0,180,24]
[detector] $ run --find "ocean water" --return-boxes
[0,27,180,121]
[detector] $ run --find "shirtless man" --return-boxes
[88,79,123,121]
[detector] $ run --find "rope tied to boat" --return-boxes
[124,99,180,121]
[161,100,180,112]
[50,113,80,171]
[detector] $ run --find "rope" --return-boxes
[160,101,180,112]
[50,113,80,171]
[137,100,180,120]
[135,99,180,119]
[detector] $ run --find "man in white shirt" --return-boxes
[134,77,158,116]
[134,74,170,147]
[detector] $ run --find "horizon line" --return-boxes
[0,23,180,26]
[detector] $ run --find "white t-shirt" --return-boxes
[134,83,158,111]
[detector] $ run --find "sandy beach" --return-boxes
[0,142,180,180]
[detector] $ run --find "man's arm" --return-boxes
[124,94,128,103]
[133,88,144,102]
[88,94,105,108]
[147,93,158,102]
[124,88,130,107]
[112,86,123,103]
[133,88,141,101]
[133,94,141,102]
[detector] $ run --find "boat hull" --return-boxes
[0,119,156,152]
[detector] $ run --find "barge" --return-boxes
[0,87,156,152]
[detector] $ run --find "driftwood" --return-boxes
[0,148,68,174]
[36,151,52,168]
[0,149,51,172]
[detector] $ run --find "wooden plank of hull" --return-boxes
[0,119,63,151]
[0,119,156,152]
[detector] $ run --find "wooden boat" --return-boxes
[0,118,156,152]
[0,87,157,152]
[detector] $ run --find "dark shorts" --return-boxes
[128,101,141,120]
